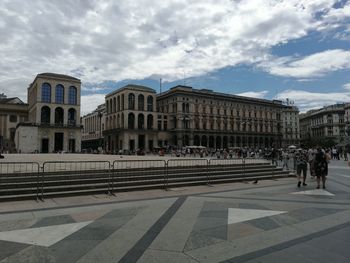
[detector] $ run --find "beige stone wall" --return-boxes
[15,126,39,153]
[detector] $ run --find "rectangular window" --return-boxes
[158,120,162,130]
[9,115,17,122]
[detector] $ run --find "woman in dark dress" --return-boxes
[314,148,328,189]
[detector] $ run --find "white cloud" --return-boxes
[343,83,350,91]
[81,94,105,116]
[260,49,350,78]
[236,90,268,99]
[275,89,350,112]
[0,0,347,103]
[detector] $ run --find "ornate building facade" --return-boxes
[103,85,158,152]
[0,95,28,153]
[81,103,105,151]
[300,103,347,146]
[16,73,82,153]
[157,86,285,149]
[281,105,300,147]
[85,84,302,152]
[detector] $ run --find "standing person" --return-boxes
[282,150,289,170]
[314,148,328,189]
[308,149,316,179]
[296,149,308,187]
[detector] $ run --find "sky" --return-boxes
[1,0,350,115]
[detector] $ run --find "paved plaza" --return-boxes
[0,159,349,262]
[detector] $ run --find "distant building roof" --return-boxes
[37,72,81,82]
[106,84,156,97]
[0,97,25,104]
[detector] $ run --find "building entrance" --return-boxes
[54,133,64,152]
[41,138,49,153]
[138,135,145,150]
[69,139,75,153]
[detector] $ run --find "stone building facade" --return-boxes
[156,85,285,149]
[103,85,158,152]
[16,73,82,153]
[299,104,347,145]
[81,104,105,151]
[85,84,301,152]
[0,95,28,152]
[281,105,300,147]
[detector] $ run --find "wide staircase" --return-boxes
[0,161,294,201]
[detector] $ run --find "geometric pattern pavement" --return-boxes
[0,163,349,263]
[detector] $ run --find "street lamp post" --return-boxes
[98,111,103,153]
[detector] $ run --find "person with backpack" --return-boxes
[296,149,308,187]
[314,148,328,189]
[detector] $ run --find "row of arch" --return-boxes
[106,94,154,114]
[41,106,77,125]
[106,113,154,130]
[41,83,78,105]
[175,135,276,148]
[159,103,277,120]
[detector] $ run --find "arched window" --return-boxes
[68,108,76,125]
[117,96,121,111]
[117,114,120,128]
[55,84,64,104]
[147,96,153,111]
[138,94,144,111]
[55,107,64,124]
[41,83,51,103]
[121,113,124,128]
[106,101,109,114]
[68,86,77,105]
[138,114,144,129]
[41,106,51,123]
[147,114,153,130]
[128,93,135,110]
[113,97,116,113]
[128,113,135,129]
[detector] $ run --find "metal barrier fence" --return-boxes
[0,162,41,200]
[112,160,166,193]
[167,159,209,187]
[1,158,283,200]
[42,161,111,199]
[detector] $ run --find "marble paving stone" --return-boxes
[228,208,286,225]
[0,241,28,261]
[0,245,55,263]
[288,207,343,222]
[290,189,335,196]
[138,249,199,263]
[70,209,111,222]
[0,218,37,232]
[200,225,227,240]
[238,203,268,210]
[227,223,263,241]
[184,231,225,252]
[0,221,92,247]
[31,214,76,228]
[245,216,281,231]
[193,217,228,231]
[49,213,135,262]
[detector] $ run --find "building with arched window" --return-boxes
[15,73,82,153]
[103,84,157,153]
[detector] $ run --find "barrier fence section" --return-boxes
[208,158,244,183]
[166,159,209,186]
[0,162,41,200]
[41,161,111,200]
[112,160,167,193]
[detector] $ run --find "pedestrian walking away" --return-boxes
[296,148,308,187]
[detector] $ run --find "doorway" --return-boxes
[138,135,145,150]
[54,133,64,152]
[69,139,75,153]
[41,138,49,153]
